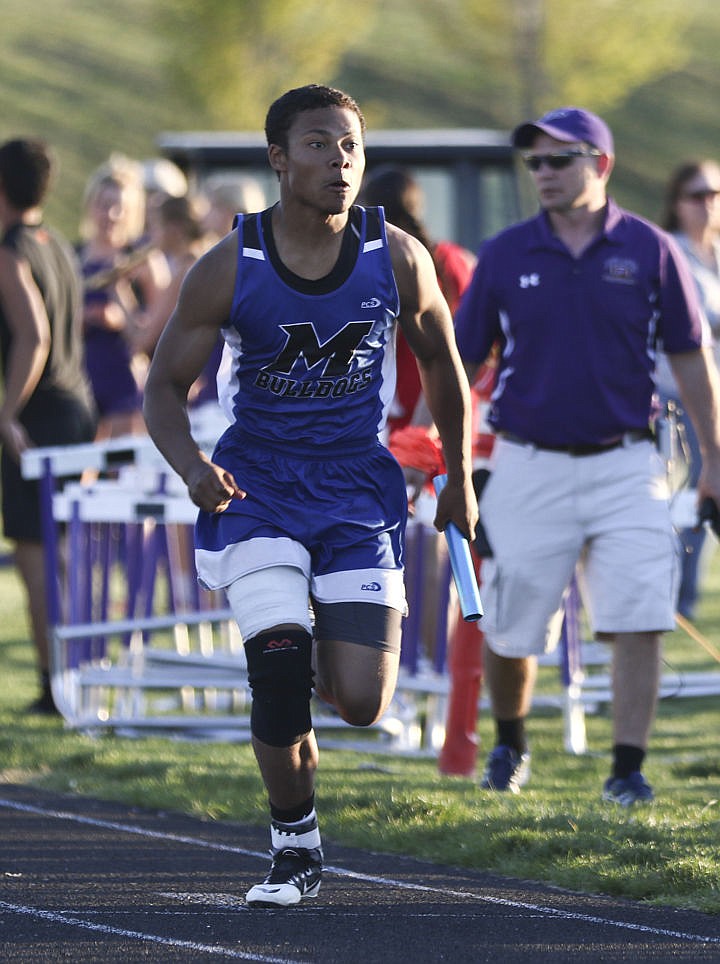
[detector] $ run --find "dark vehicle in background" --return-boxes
[156,128,528,253]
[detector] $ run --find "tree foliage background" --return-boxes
[0,0,717,234]
[158,0,703,131]
[161,0,380,129]
[332,0,701,127]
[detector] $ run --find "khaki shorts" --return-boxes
[478,436,680,657]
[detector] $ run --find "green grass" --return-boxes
[2,542,720,914]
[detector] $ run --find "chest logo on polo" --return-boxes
[254,320,374,399]
[519,273,540,288]
[602,257,638,285]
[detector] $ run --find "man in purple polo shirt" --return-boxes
[455,106,720,804]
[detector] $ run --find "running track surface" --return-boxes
[1,783,719,963]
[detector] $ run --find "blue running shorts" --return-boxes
[195,434,409,614]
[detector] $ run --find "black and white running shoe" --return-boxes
[246,812,323,908]
[245,846,323,908]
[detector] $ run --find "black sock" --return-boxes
[40,670,52,697]
[495,718,527,756]
[612,744,645,779]
[270,793,315,826]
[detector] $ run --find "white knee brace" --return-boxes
[226,565,312,641]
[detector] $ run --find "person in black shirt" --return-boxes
[0,138,96,714]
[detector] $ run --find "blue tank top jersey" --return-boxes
[217,205,400,454]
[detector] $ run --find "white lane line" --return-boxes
[0,899,308,963]
[1,796,718,946]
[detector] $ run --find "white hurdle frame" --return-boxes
[24,427,719,755]
[20,430,449,750]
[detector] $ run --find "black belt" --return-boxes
[498,429,653,457]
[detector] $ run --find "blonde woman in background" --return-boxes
[77,154,169,439]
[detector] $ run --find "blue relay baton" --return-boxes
[433,474,483,621]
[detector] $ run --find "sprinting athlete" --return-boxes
[143,84,477,908]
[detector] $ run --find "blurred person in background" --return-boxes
[0,138,96,714]
[200,173,268,245]
[656,159,720,619]
[77,154,169,439]
[133,193,213,611]
[359,165,476,441]
[359,166,488,760]
[132,194,207,362]
[359,166,496,776]
[141,157,188,217]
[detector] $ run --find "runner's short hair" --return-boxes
[265,84,366,151]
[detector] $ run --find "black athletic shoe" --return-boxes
[245,846,323,907]
[480,744,531,793]
[602,771,655,807]
[26,690,60,716]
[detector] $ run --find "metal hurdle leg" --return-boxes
[423,548,452,751]
[40,457,76,719]
[432,550,452,673]
[560,577,588,754]
[400,519,425,675]
[393,519,456,753]
[39,457,63,628]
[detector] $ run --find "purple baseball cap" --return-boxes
[512,107,614,156]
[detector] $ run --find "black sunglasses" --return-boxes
[681,188,720,203]
[521,149,601,172]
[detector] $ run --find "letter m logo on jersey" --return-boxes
[268,321,374,377]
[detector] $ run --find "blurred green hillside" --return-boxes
[1,0,208,238]
[1,0,719,238]
[335,0,720,224]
